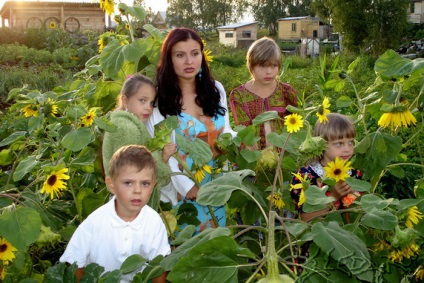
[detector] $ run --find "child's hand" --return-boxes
[331,181,352,200]
[162,143,177,163]
[185,185,199,201]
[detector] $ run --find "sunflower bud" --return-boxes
[35,225,61,248]
[160,211,177,237]
[298,129,327,162]
[256,147,279,171]
[389,226,417,249]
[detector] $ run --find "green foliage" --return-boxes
[312,0,410,55]
[1,3,424,282]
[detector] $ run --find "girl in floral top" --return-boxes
[291,113,362,222]
[229,37,297,150]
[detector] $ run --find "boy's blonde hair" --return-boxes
[313,113,356,141]
[108,145,157,179]
[116,74,156,110]
[246,37,282,75]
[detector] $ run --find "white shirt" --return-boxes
[60,197,171,282]
[147,81,236,205]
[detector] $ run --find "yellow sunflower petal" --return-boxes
[40,168,70,199]
[323,156,352,182]
[0,237,18,264]
[284,113,304,133]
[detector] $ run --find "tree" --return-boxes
[311,0,410,55]
[166,0,248,31]
[251,0,290,35]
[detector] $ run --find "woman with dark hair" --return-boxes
[147,27,235,232]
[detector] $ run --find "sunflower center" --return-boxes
[289,117,296,124]
[47,175,57,186]
[334,169,342,175]
[0,243,7,252]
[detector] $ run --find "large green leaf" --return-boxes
[22,190,67,231]
[167,236,239,283]
[175,134,212,168]
[89,80,122,112]
[0,207,41,250]
[76,188,107,219]
[353,132,402,179]
[361,210,398,230]
[360,194,396,213]
[61,127,93,152]
[81,263,105,283]
[252,111,281,125]
[100,39,126,78]
[161,227,231,270]
[345,178,371,192]
[239,148,261,163]
[70,148,97,167]
[0,131,26,147]
[311,222,373,281]
[197,170,255,206]
[13,155,39,181]
[124,40,147,64]
[374,49,424,80]
[120,254,146,274]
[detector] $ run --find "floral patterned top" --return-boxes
[229,81,297,149]
[290,162,362,213]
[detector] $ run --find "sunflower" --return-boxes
[100,0,115,16]
[323,156,352,182]
[388,243,420,262]
[316,96,331,123]
[284,113,304,133]
[194,164,213,184]
[290,172,309,206]
[40,168,70,199]
[204,49,214,64]
[21,104,39,117]
[267,193,285,210]
[81,109,97,127]
[405,206,424,228]
[98,38,105,53]
[0,237,17,264]
[49,21,56,29]
[125,23,130,30]
[415,266,424,281]
[41,98,58,117]
[378,106,417,129]
[114,15,121,23]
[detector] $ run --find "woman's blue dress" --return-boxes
[174,112,226,232]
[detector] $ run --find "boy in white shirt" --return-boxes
[60,145,170,283]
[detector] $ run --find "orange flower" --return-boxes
[342,193,357,207]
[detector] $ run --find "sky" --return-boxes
[144,0,168,12]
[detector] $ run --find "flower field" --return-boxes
[1,2,424,283]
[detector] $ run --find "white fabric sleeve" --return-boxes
[147,108,194,203]
[59,223,90,268]
[215,81,237,138]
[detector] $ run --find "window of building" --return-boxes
[291,23,296,32]
[410,2,415,13]
[225,32,233,38]
[242,30,251,38]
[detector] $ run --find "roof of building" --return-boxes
[0,0,101,16]
[278,16,320,21]
[216,22,256,29]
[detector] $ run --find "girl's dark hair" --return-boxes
[155,27,225,118]
[116,74,155,110]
